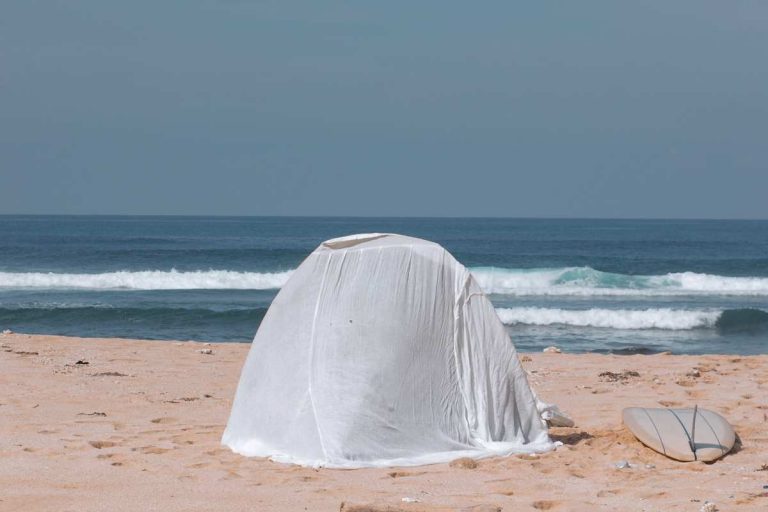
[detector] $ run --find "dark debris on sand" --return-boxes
[598,370,640,383]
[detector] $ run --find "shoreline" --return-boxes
[1,330,760,357]
[2,332,767,511]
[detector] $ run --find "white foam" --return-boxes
[658,271,768,294]
[472,267,768,296]
[3,265,768,296]
[0,269,293,290]
[495,307,722,330]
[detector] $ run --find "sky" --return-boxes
[2,1,767,218]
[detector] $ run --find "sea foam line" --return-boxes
[472,266,768,296]
[495,307,722,330]
[0,269,293,290]
[2,265,768,295]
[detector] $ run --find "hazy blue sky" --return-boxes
[2,2,767,218]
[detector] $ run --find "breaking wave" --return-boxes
[472,266,768,296]
[715,308,768,333]
[496,307,719,330]
[496,307,768,332]
[0,269,293,290]
[2,265,768,296]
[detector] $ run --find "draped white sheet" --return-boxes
[222,233,554,467]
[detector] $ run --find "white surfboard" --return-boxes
[622,407,735,462]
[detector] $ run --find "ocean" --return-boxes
[1,216,766,354]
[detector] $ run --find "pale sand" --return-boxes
[1,333,767,511]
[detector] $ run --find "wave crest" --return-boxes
[715,308,768,333]
[495,307,721,330]
[2,265,768,296]
[472,266,768,296]
[0,269,293,290]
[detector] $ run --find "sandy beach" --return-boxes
[1,332,767,511]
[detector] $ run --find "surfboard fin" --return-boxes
[689,404,698,459]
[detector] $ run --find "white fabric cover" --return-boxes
[222,233,554,467]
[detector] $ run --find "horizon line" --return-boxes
[1,213,767,222]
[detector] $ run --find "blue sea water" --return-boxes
[1,216,767,354]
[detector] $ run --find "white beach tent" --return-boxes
[222,233,555,468]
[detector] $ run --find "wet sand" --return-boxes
[1,332,767,511]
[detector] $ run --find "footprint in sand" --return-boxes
[98,453,127,467]
[140,446,171,455]
[532,500,559,510]
[89,440,117,449]
[150,417,177,424]
[224,470,242,480]
[736,492,768,505]
[386,470,426,478]
[170,434,196,446]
